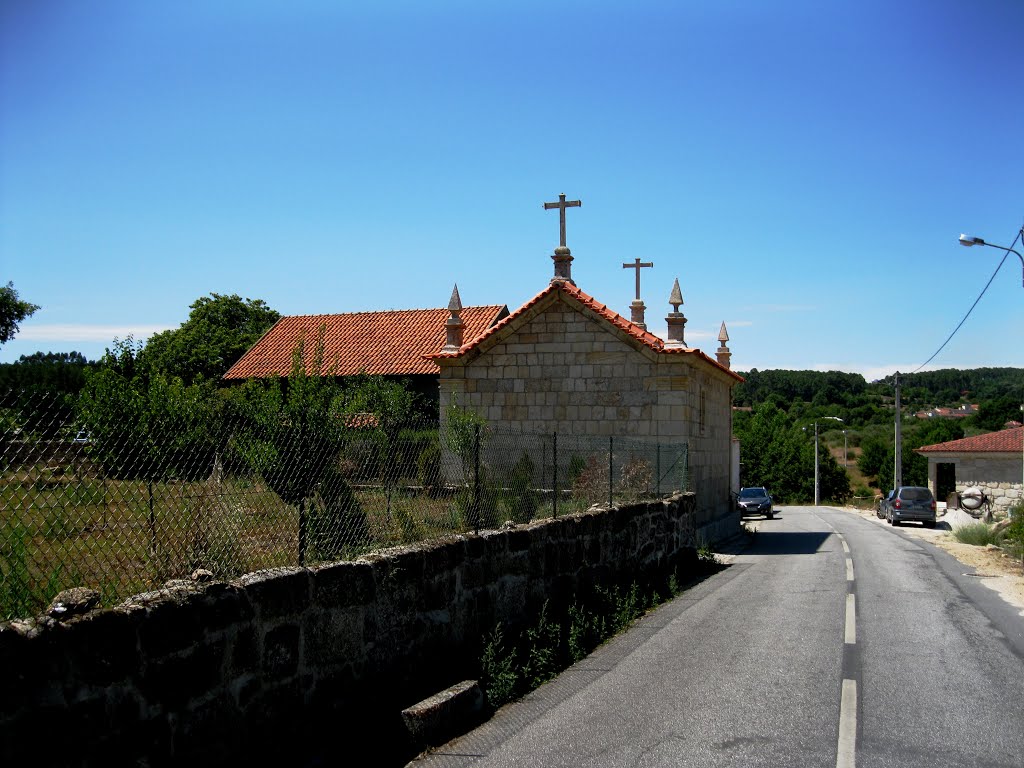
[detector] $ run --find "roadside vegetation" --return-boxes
[733,367,1023,504]
[951,501,1024,564]
[480,549,722,709]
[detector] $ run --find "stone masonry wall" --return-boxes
[0,494,697,767]
[954,455,1023,514]
[439,296,737,543]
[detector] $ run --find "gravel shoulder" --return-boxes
[840,504,1024,616]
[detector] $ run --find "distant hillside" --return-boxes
[735,367,1023,412]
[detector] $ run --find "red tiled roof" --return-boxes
[916,426,1024,454]
[223,305,508,380]
[428,281,743,382]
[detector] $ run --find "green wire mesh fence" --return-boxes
[0,390,688,620]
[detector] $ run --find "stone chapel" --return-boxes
[429,194,743,544]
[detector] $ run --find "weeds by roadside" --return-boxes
[951,500,1024,568]
[479,554,724,709]
[953,522,1005,547]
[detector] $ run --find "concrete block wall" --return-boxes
[0,494,698,767]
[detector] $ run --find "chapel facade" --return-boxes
[430,195,742,544]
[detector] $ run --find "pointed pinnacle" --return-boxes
[718,322,729,343]
[668,278,684,312]
[448,284,463,312]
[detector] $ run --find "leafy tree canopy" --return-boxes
[0,282,40,345]
[141,293,280,384]
[734,402,849,504]
[972,395,1023,431]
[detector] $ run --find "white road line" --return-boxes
[845,594,856,644]
[845,557,854,582]
[836,679,857,768]
[841,539,850,554]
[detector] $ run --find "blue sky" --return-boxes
[2,0,1022,381]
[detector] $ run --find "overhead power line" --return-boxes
[911,227,1022,374]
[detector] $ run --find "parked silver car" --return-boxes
[884,486,936,528]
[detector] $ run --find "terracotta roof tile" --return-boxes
[916,426,1024,454]
[223,305,507,380]
[429,281,743,382]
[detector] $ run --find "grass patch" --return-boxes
[952,522,1005,547]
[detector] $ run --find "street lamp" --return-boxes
[804,416,844,506]
[959,230,1024,288]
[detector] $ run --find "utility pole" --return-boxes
[814,421,820,506]
[894,371,903,489]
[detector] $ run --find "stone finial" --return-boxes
[629,300,647,330]
[551,246,575,285]
[665,278,687,347]
[442,284,465,352]
[716,322,732,369]
[669,278,683,312]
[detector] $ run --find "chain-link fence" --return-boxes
[0,390,688,620]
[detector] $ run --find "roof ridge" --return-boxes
[277,304,505,320]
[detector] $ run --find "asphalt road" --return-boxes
[410,506,1024,768]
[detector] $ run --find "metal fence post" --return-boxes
[656,444,661,497]
[608,436,614,508]
[298,498,307,566]
[147,480,156,559]
[552,431,558,519]
[473,423,481,533]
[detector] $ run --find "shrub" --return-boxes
[417,442,442,497]
[618,456,653,501]
[306,467,368,560]
[456,469,499,531]
[504,451,538,524]
[952,522,1004,547]
[571,454,608,505]
[480,624,518,709]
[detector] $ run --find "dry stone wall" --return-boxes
[0,494,698,767]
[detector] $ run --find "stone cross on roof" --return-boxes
[543,193,581,248]
[622,258,654,301]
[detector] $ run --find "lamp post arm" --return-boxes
[980,239,1024,288]
[1000,247,1023,288]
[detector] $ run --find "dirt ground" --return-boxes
[841,504,1024,617]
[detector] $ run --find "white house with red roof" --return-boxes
[429,209,742,543]
[916,426,1024,515]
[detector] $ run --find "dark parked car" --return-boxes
[876,489,895,519]
[737,486,773,519]
[884,486,936,528]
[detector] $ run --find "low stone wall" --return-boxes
[0,494,698,767]
[956,481,1023,515]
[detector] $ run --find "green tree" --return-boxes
[0,282,39,346]
[736,403,850,504]
[77,338,223,480]
[141,294,279,383]
[226,331,369,559]
[972,396,1023,431]
[857,435,888,480]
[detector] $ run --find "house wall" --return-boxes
[927,453,1023,514]
[0,495,698,767]
[438,296,738,543]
